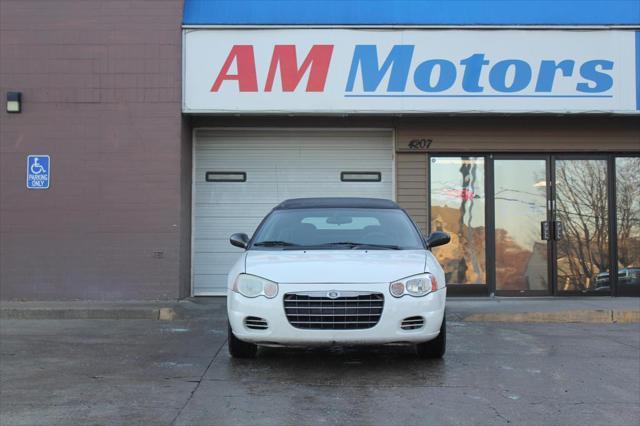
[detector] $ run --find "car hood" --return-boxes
[245,250,427,283]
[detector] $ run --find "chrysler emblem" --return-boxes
[327,290,340,299]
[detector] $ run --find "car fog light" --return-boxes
[390,282,405,297]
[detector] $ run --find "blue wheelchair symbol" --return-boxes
[27,155,50,189]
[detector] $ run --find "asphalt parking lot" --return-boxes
[1,309,639,426]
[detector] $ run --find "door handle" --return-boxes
[554,221,564,240]
[540,221,551,240]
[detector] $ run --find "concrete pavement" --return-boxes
[1,315,638,425]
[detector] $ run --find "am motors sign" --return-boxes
[183,29,639,114]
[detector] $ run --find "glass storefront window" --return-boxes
[555,159,609,293]
[428,155,636,295]
[430,156,486,284]
[616,157,640,288]
[494,159,548,292]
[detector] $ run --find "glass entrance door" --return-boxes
[438,154,618,296]
[494,159,550,294]
[554,158,610,294]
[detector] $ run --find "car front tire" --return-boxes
[416,315,446,359]
[228,324,258,358]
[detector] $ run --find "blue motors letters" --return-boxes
[345,45,614,95]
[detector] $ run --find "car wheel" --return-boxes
[228,324,258,358]
[416,315,446,359]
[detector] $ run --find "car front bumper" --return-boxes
[227,282,446,346]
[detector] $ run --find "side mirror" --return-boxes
[426,231,450,248]
[230,233,249,249]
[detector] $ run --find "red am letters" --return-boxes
[264,45,334,92]
[211,45,258,92]
[211,44,334,92]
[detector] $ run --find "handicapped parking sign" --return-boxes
[26,155,50,189]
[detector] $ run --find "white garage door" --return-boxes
[192,128,394,295]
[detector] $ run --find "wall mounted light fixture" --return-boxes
[6,92,22,113]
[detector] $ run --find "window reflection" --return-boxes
[555,159,609,292]
[430,157,486,284]
[494,160,548,292]
[616,157,640,287]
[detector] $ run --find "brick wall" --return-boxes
[0,0,185,300]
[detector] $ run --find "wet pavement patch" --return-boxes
[1,319,638,425]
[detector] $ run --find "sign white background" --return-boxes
[183,29,637,113]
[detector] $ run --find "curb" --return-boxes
[463,309,640,323]
[0,300,226,321]
[0,307,178,321]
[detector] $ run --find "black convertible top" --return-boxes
[274,197,400,210]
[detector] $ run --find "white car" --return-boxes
[226,198,450,358]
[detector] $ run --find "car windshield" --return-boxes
[251,208,424,250]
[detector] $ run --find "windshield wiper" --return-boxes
[253,240,300,247]
[313,242,402,250]
[254,241,402,250]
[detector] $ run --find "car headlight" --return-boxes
[232,274,278,298]
[390,273,438,297]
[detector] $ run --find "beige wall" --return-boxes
[396,153,428,232]
[396,116,639,152]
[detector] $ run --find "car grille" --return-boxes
[283,291,384,330]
